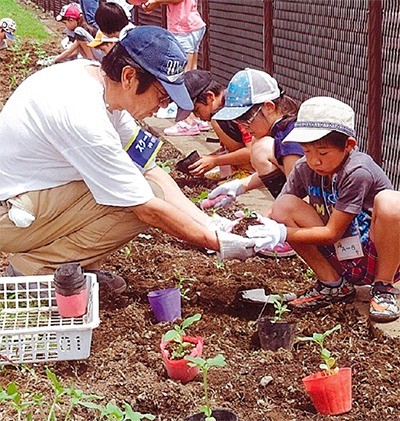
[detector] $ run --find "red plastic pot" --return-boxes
[160,335,204,383]
[302,367,352,415]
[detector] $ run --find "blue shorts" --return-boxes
[173,26,206,54]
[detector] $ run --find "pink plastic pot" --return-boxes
[160,335,204,383]
[302,367,352,415]
[55,288,88,318]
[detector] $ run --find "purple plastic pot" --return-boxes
[147,287,182,322]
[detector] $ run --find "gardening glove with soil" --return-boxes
[246,216,287,251]
[216,230,256,260]
[207,179,245,208]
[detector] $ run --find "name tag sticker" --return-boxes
[124,127,163,169]
[334,236,364,261]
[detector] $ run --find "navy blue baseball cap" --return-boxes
[120,26,193,111]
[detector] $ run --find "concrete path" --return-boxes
[142,115,400,339]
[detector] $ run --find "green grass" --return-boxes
[0,0,50,41]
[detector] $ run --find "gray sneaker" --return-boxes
[88,270,127,294]
[370,282,400,323]
[290,277,356,309]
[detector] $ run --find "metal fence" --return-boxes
[30,0,400,188]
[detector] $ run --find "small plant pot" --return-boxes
[55,288,88,318]
[176,150,201,175]
[184,409,238,421]
[257,317,297,351]
[161,335,203,383]
[302,367,352,415]
[147,287,181,322]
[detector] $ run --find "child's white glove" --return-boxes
[206,214,238,233]
[216,230,256,260]
[207,179,245,208]
[246,216,287,251]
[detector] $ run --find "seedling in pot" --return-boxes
[296,324,341,375]
[163,313,202,359]
[185,354,227,421]
[270,293,290,323]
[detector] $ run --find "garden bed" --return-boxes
[0,5,400,419]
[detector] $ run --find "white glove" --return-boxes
[207,179,245,208]
[37,56,56,67]
[246,216,287,251]
[216,230,256,260]
[206,214,238,233]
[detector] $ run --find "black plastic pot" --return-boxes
[257,317,297,351]
[185,409,238,421]
[176,150,201,175]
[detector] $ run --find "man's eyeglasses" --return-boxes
[154,83,171,106]
[234,104,263,127]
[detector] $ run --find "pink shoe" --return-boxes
[197,120,210,131]
[164,121,200,136]
[257,242,296,258]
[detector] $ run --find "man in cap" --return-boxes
[0,18,16,50]
[0,26,261,292]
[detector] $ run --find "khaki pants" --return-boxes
[0,181,161,275]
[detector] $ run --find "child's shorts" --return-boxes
[319,237,400,286]
[173,26,206,54]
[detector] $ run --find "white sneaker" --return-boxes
[156,102,177,119]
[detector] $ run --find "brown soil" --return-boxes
[1,3,400,420]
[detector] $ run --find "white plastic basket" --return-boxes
[0,274,99,365]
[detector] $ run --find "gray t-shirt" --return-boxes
[281,150,392,242]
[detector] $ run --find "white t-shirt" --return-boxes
[0,59,154,206]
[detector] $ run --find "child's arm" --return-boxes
[54,41,79,64]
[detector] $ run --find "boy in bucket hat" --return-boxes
[266,96,400,322]
[0,26,259,292]
[0,18,17,50]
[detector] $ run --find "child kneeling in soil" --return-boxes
[53,3,102,64]
[268,96,400,323]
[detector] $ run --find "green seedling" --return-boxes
[92,401,155,420]
[242,208,257,219]
[296,324,341,375]
[0,381,43,421]
[270,293,290,323]
[213,261,225,270]
[46,367,103,420]
[185,354,227,421]
[163,313,202,359]
[156,159,175,173]
[190,190,209,205]
[173,269,195,301]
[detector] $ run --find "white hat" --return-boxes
[212,68,281,120]
[1,18,17,41]
[283,96,355,143]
